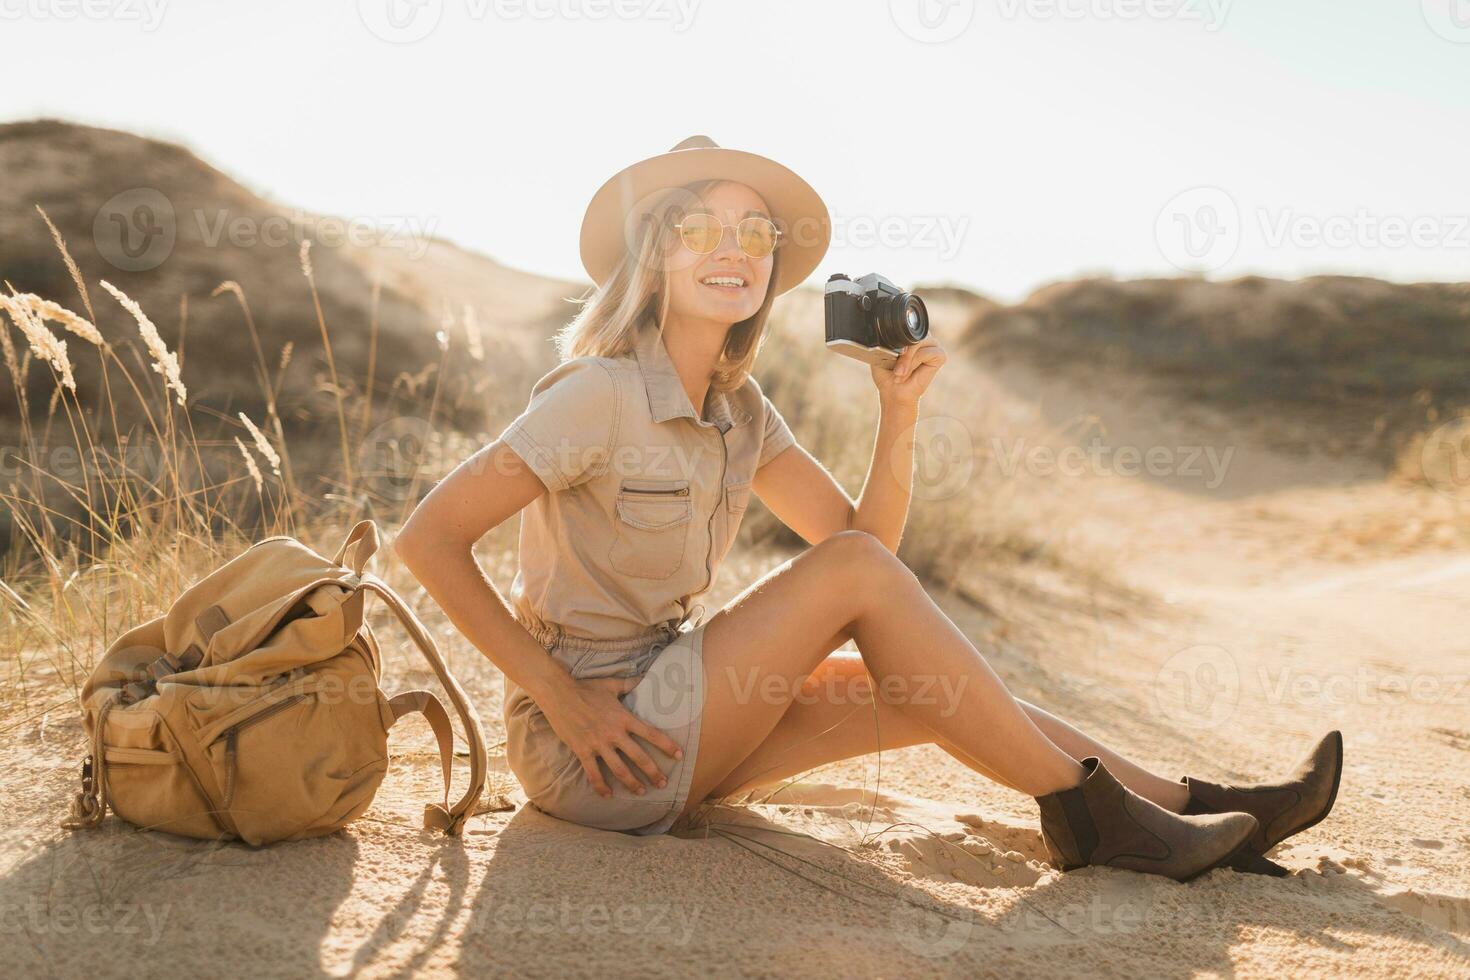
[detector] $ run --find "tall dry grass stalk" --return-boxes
[238,413,281,478]
[463,304,485,362]
[234,437,264,496]
[299,239,355,493]
[2,283,115,565]
[16,293,103,347]
[211,280,300,530]
[98,281,186,407]
[390,304,454,530]
[1,289,76,393]
[34,205,95,323]
[354,270,382,458]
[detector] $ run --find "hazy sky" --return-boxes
[4,0,1468,301]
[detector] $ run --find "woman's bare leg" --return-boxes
[708,649,938,799]
[1016,701,1190,811]
[678,531,1086,823]
[704,646,1189,812]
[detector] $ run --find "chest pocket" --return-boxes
[608,478,693,580]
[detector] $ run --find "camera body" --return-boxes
[824,273,929,368]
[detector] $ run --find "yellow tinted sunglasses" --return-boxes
[673,213,782,259]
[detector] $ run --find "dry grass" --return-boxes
[0,214,479,724]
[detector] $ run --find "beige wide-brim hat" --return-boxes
[579,135,831,297]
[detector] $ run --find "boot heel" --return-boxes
[1227,849,1291,877]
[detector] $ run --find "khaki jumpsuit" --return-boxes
[498,314,796,834]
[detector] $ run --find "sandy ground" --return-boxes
[4,364,1469,978]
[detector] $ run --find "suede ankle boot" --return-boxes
[1035,757,1258,882]
[1180,730,1343,873]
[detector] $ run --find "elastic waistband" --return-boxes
[514,606,704,654]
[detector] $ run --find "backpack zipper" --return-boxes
[218,693,308,810]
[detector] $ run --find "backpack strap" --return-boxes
[387,690,459,828]
[333,519,380,575]
[353,569,487,836]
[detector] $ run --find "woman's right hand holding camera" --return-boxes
[537,673,684,798]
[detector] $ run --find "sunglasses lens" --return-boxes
[678,213,722,254]
[738,217,777,258]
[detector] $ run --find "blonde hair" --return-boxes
[555,179,781,393]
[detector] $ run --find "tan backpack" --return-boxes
[61,519,487,845]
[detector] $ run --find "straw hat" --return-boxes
[579,135,831,296]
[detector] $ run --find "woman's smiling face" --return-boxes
[663,180,775,326]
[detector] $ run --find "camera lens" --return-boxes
[875,292,929,349]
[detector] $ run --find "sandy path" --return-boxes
[6,534,1466,978]
[4,367,1469,977]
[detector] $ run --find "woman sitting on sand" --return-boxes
[395,136,1342,881]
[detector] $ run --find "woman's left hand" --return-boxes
[871,336,947,406]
